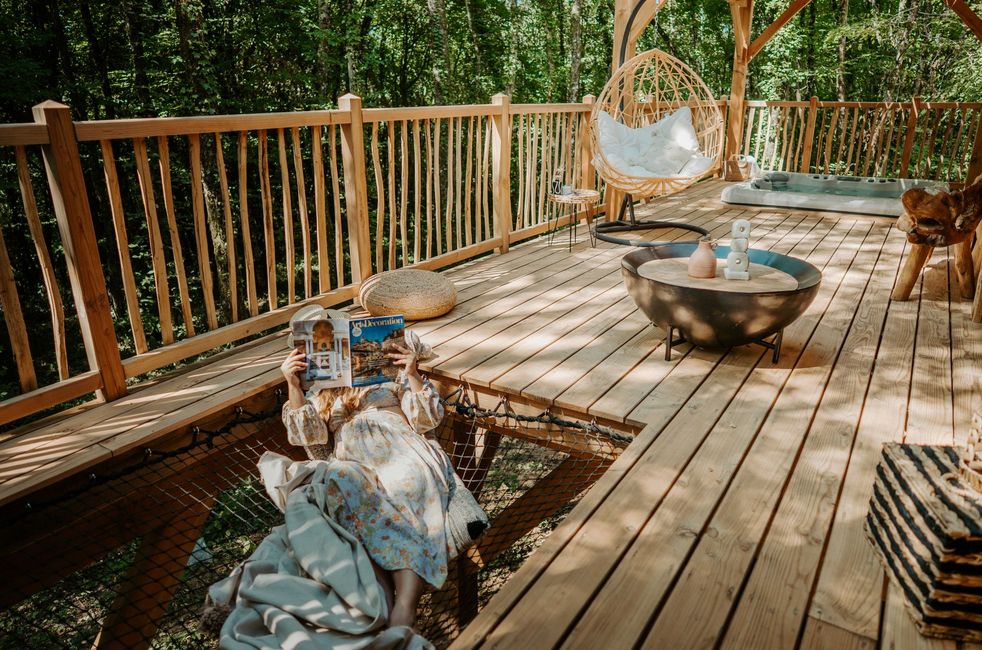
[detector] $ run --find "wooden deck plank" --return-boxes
[456,213,866,650]
[904,246,954,447]
[799,617,877,650]
[421,187,726,343]
[719,222,905,649]
[636,223,887,650]
[475,346,766,650]
[517,211,795,408]
[806,238,918,640]
[880,246,958,650]
[950,251,982,440]
[458,211,754,390]
[427,209,730,384]
[416,181,724,339]
[555,220,875,650]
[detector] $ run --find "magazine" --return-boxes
[290,308,406,391]
[349,315,406,387]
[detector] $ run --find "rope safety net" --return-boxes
[0,388,629,649]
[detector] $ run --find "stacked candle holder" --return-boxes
[725,219,751,280]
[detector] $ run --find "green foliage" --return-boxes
[0,0,978,407]
[1,0,979,120]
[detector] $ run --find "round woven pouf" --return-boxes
[359,268,457,320]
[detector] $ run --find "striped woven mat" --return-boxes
[865,443,982,641]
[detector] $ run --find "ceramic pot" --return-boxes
[687,238,717,278]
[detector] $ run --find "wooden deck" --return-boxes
[430,180,981,649]
[2,179,980,648]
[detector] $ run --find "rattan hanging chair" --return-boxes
[591,49,725,245]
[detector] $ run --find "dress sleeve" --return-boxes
[398,372,444,434]
[280,400,331,446]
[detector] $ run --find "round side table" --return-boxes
[548,189,601,251]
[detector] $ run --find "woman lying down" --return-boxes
[204,331,488,650]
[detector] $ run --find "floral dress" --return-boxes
[281,374,453,589]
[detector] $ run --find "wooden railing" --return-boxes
[0,95,598,427]
[3,93,979,427]
[509,101,595,240]
[738,98,982,182]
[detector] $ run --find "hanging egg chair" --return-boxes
[591,48,725,245]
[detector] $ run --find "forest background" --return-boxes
[3,0,981,124]
[0,0,980,406]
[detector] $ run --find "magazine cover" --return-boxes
[349,315,406,387]
[290,312,352,392]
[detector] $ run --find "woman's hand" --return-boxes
[281,348,307,389]
[282,348,309,409]
[389,343,424,392]
[388,343,419,373]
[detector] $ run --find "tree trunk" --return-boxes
[316,0,335,101]
[426,0,451,103]
[806,0,816,97]
[884,0,919,101]
[79,0,115,119]
[123,0,153,114]
[47,0,88,116]
[506,0,520,96]
[569,0,583,101]
[463,0,483,91]
[836,0,849,101]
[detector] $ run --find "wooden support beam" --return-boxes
[613,0,670,69]
[748,0,813,61]
[466,456,609,569]
[338,94,373,284]
[32,101,127,401]
[613,0,634,69]
[92,500,214,650]
[944,0,982,42]
[627,0,670,48]
[726,0,755,159]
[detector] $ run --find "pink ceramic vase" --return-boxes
[688,238,717,278]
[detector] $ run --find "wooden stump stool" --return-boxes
[891,177,982,323]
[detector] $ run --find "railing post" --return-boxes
[899,96,921,178]
[32,100,126,401]
[579,95,596,190]
[799,96,819,173]
[491,93,512,253]
[338,94,373,284]
[965,104,982,184]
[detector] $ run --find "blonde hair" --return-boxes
[312,386,365,420]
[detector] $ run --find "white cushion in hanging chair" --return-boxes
[595,107,714,179]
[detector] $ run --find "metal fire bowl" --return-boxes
[621,243,822,349]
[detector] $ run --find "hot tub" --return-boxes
[720,171,946,217]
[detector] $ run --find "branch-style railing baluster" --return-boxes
[2,93,979,428]
[738,98,982,182]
